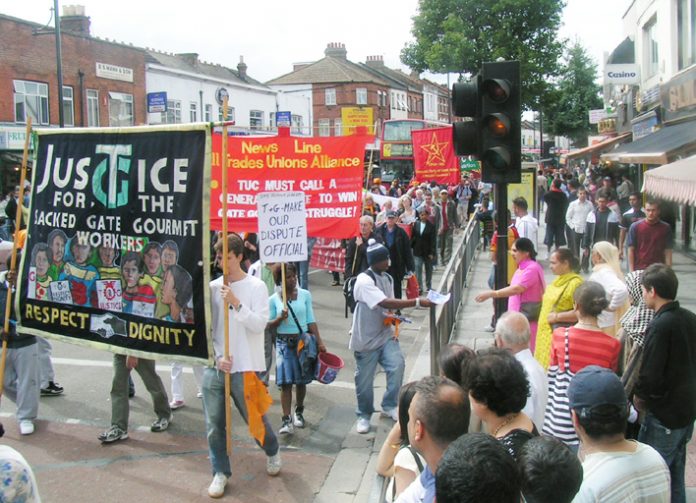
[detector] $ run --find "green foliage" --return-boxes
[401,0,566,110]
[544,41,603,147]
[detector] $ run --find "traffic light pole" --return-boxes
[494,182,508,318]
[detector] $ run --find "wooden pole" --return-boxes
[221,97,233,456]
[0,118,31,395]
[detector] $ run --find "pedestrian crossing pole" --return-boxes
[494,183,509,318]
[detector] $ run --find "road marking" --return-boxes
[52,357,356,390]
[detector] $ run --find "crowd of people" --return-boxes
[371,166,692,503]
[0,164,693,502]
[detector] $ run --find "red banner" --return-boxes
[309,238,345,272]
[412,126,459,185]
[211,129,372,239]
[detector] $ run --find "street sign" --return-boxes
[147,92,167,113]
[276,111,292,127]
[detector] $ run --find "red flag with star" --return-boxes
[411,126,459,185]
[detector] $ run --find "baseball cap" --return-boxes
[386,210,398,218]
[568,366,627,418]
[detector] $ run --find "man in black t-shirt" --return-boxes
[618,192,645,261]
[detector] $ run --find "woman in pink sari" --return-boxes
[476,237,546,350]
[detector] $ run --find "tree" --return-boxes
[401,0,566,110]
[545,41,603,147]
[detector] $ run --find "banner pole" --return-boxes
[221,97,233,456]
[0,118,31,396]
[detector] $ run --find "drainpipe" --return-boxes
[78,70,85,126]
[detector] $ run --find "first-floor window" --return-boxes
[62,85,75,126]
[204,104,212,121]
[108,92,134,126]
[162,100,181,124]
[87,89,99,127]
[218,106,235,122]
[334,119,342,136]
[13,80,49,125]
[189,102,197,122]
[291,114,303,134]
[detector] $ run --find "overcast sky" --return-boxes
[2,0,628,84]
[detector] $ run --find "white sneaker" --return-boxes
[266,452,281,476]
[356,417,370,434]
[483,324,495,332]
[19,420,34,435]
[381,408,398,422]
[279,416,294,435]
[208,472,227,498]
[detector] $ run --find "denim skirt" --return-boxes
[276,336,313,386]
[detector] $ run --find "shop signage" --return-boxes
[604,64,640,85]
[96,62,133,82]
[147,92,167,113]
[660,65,696,122]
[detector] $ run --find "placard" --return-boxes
[257,191,307,263]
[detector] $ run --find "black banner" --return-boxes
[18,126,212,364]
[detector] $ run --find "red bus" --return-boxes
[378,119,443,183]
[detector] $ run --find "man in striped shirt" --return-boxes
[569,366,670,503]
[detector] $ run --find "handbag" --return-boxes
[287,302,318,382]
[542,328,579,446]
[520,302,542,322]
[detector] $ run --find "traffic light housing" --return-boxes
[451,60,521,184]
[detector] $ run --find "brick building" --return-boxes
[0,8,147,190]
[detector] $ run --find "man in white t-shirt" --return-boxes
[495,312,547,431]
[350,240,432,434]
[202,234,281,498]
[569,366,670,503]
[513,197,538,247]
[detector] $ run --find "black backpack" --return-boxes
[343,269,393,314]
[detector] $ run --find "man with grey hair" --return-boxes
[495,311,547,430]
[344,215,380,279]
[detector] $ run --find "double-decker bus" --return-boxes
[379,119,444,183]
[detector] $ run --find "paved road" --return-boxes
[0,264,438,502]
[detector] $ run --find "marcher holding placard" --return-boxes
[203,233,281,498]
[268,263,326,435]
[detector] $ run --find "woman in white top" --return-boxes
[398,196,417,225]
[588,241,629,337]
[376,200,394,228]
[376,382,426,502]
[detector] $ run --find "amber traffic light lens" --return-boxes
[485,114,510,137]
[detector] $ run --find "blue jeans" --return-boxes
[201,369,279,476]
[638,412,694,503]
[413,255,432,292]
[353,338,405,419]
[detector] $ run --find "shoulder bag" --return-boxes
[542,328,578,446]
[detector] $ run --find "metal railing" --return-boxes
[428,216,481,375]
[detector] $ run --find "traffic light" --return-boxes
[479,61,521,184]
[451,74,480,157]
[450,60,521,184]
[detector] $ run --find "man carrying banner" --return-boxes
[344,216,381,279]
[350,240,432,434]
[203,233,281,498]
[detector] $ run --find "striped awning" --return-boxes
[642,154,696,205]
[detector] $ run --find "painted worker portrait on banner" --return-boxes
[17,125,213,365]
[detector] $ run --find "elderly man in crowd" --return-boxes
[495,312,547,431]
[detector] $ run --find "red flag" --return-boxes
[411,127,459,185]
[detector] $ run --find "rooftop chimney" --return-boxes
[60,5,90,36]
[177,53,199,68]
[237,56,248,81]
[365,55,385,68]
[324,42,347,60]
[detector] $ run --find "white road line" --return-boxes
[52,357,356,390]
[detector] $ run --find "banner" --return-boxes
[411,127,459,185]
[210,128,372,238]
[309,238,345,272]
[18,126,213,364]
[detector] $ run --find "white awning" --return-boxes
[642,154,696,205]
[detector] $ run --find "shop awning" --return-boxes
[642,154,696,205]
[601,121,696,164]
[565,132,631,160]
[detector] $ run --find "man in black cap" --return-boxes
[569,366,669,502]
[349,239,431,434]
[375,210,414,299]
